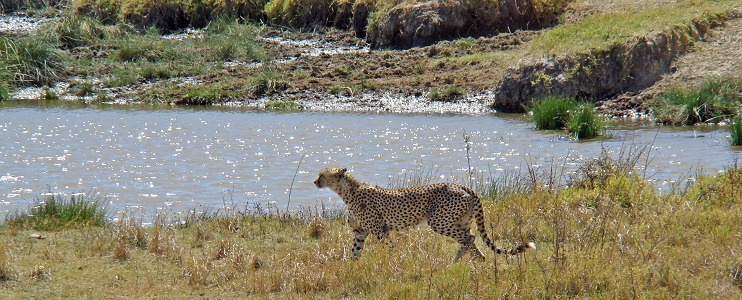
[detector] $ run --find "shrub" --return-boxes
[651,77,742,125]
[6,192,107,230]
[730,117,742,146]
[530,96,576,130]
[566,103,605,139]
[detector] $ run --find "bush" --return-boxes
[530,96,576,130]
[264,0,338,28]
[566,103,605,139]
[651,77,742,125]
[6,192,108,230]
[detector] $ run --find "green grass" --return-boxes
[566,103,605,139]
[530,96,576,130]
[530,96,605,139]
[528,0,737,55]
[428,86,463,102]
[251,67,288,96]
[176,85,229,105]
[1,162,741,298]
[0,81,10,101]
[650,77,742,125]
[0,35,67,86]
[730,117,742,146]
[38,12,108,49]
[264,100,300,111]
[6,192,107,231]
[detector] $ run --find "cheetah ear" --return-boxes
[339,168,347,176]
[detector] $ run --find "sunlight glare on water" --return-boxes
[0,102,739,218]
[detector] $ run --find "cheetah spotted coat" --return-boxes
[314,167,534,260]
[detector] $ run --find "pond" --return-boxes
[1,101,739,219]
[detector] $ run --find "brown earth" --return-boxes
[599,16,742,116]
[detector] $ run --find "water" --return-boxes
[1,101,739,218]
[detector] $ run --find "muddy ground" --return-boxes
[3,3,742,116]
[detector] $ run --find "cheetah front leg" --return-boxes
[348,213,369,258]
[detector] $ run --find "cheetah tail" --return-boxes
[474,200,536,255]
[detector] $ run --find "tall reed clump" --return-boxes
[6,192,107,230]
[730,116,742,146]
[38,12,107,49]
[0,35,67,86]
[566,103,605,139]
[530,96,575,130]
[650,77,742,126]
[530,96,605,139]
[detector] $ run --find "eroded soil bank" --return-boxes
[2,1,742,117]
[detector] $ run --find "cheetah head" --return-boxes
[314,167,347,189]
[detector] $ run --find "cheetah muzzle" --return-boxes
[314,167,535,261]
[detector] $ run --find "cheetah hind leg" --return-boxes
[454,233,485,261]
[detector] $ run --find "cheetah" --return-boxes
[313,167,535,261]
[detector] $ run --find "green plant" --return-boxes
[530,96,576,130]
[177,86,227,105]
[730,117,742,146]
[0,81,10,101]
[38,12,105,49]
[252,68,288,96]
[429,86,463,102]
[41,87,59,100]
[0,36,67,86]
[566,103,605,139]
[264,100,300,111]
[6,192,107,230]
[71,80,95,96]
[651,77,742,125]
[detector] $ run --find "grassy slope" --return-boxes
[2,167,741,298]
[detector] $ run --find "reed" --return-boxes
[566,103,605,139]
[530,96,576,130]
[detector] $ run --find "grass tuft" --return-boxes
[530,96,576,130]
[0,35,67,86]
[566,103,605,139]
[651,77,742,125]
[6,192,107,231]
[428,86,463,102]
[730,117,742,146]
[264,100,300,111]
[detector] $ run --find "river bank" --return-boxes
[2,1,741,118]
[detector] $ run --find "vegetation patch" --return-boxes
[6,192,107,231]
[264,100,300,111]
[530,96,605,139]
[1,160,741,298]
[730,116,742,146]
[650,77,742,125]
[530,96,575,130]
[566,103,605,139]
[176,85,229,105]
[0,35,67,86]
[428,86,463,102]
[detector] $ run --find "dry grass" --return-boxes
[1,163,741,298]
